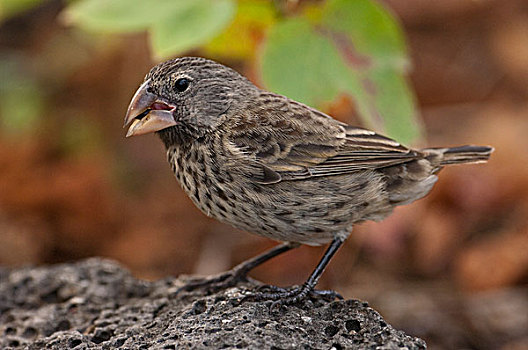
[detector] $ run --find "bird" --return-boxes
[124,56,493,306]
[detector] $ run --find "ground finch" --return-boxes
[124,57,492,305]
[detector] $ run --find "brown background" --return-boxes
[0,1,527,349]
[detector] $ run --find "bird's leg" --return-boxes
[245,237,345,307]
[175,242,299,294]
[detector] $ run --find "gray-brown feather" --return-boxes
[152,57,492,246]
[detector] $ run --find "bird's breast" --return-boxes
[166,143,355,245]
[166,144,254,226]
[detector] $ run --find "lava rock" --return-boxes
[0,258,426,349]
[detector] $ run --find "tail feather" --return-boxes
[423,145,494,167]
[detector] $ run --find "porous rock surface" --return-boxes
[0,258,426,349]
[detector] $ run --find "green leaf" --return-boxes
[63,0,182,32]
[261,1,421,145]
[261,18,348,107]
[367,68,420,143]
[321,0,408,69]
[321,0,420,143]
[261,18,376,130]
[151,0,236,59]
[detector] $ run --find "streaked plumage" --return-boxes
[124,57,493,304]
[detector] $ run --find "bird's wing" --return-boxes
[223,92,421,183]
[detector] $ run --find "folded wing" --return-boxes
[224,92,421,183]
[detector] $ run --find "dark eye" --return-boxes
[175,78,189,92]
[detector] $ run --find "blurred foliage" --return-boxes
[0,57,44,134]
[59,0,421,144]
[204,1,276,60]
[0,0,42,20]
[262,0,419,143]
[151,0,236,58]
[63,0,237,58]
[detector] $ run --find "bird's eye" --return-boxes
[174,78,190,92]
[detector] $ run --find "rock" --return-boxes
[0,258,426,349]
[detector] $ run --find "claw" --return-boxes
[173,269,247,296]
[173,242,298,297]
[310,289,343,301]
[242,283,342,312]
[255,284,289,294]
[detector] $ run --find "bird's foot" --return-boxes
[244,284,343,310]
[174,242,299,296]
[175,267,249,295]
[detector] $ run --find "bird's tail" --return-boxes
[422,145,494,167]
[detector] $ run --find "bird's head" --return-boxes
[124,57,255,142]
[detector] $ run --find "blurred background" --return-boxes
[0,0,527,349]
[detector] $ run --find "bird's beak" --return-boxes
[124,80,177,137]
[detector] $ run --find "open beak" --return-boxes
[124,80,177,137]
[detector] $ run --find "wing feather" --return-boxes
[223,92,421,183]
